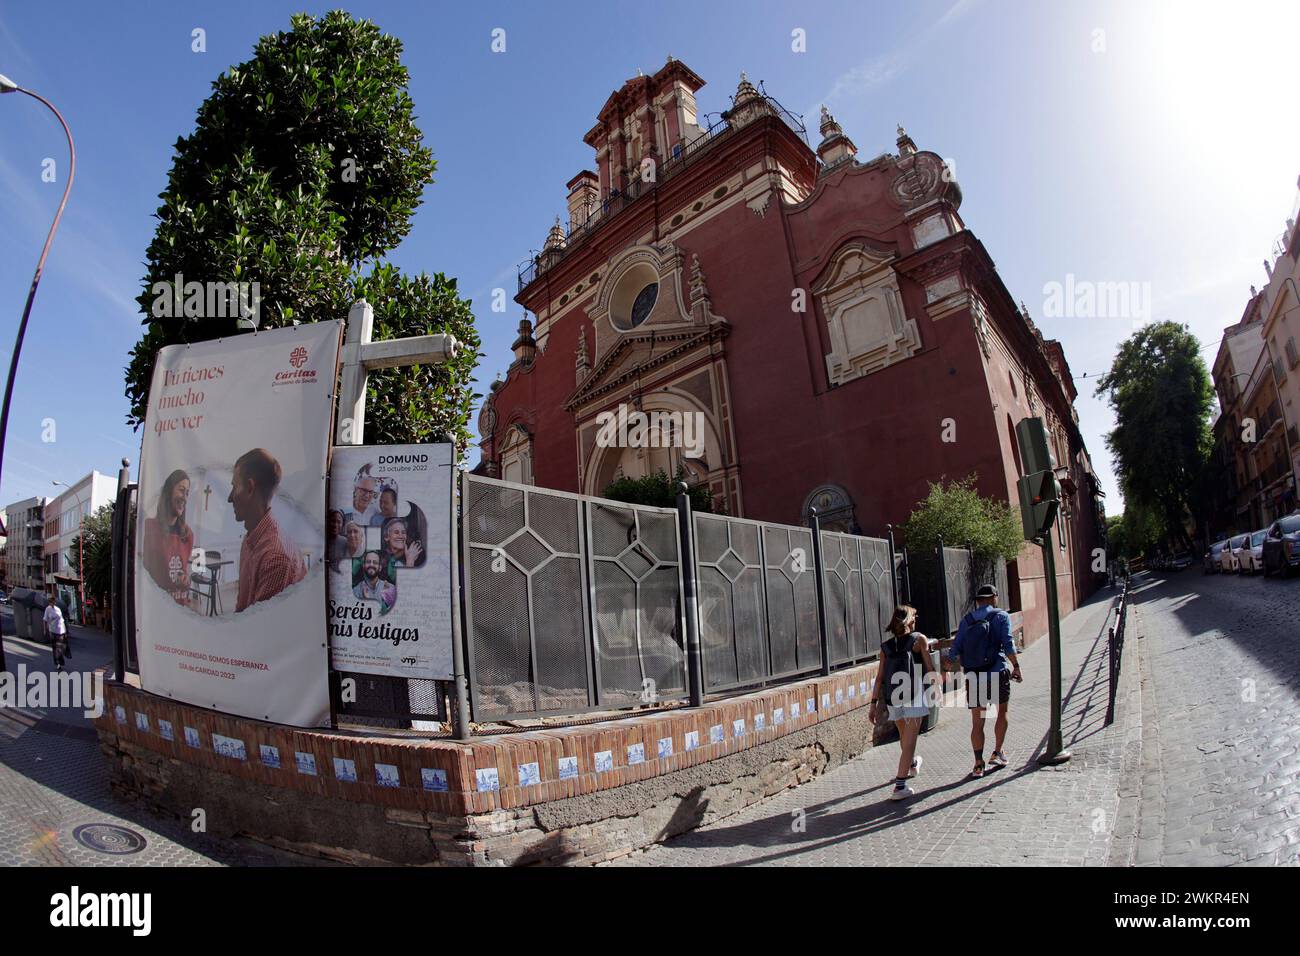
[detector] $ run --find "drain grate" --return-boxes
[72,823,147,855]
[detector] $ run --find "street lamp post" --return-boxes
[0,74,77,516]
[0,76,75,674]
[52,480,86,625]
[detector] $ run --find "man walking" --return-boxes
[948,584,1022,778]
[43,595,69,672]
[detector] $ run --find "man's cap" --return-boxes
[975,584,999,599]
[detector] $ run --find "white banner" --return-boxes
[327,443,455,680]
[135,322,342,727]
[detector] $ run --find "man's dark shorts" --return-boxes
[965,669,1011,709]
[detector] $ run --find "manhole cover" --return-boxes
[72,823,147,855]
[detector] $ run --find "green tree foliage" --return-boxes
[126,11,481,450]
[1094,322,1213,550]
[603,467,714,513]
[900,475,1024,562]
[67,504,116,605]
[1106,506,1160,561]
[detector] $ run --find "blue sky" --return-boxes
[2,0,1298,513]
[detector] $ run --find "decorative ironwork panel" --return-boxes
[820,531,868,665]
[587,501,687,708]
[944,546,974,633]
[694,513,768,692]
[463,477,590,720]
[762,524,820,678]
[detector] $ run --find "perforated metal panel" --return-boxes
[463,476,590,720]
[695,514,828,693]
[820,530,893,666]
[944,546,974,634]
[462,475,687,721]
[587,501,687,708]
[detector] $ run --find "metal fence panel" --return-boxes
[820,531,868,665]
[762,524,820,678]
[694,513,769,692]
[587,500,687,708]
[944,546,974,634]
[463,476,591,720]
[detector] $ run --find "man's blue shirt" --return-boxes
[948,603,1015,671]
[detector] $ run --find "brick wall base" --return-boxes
[96,675,882,866]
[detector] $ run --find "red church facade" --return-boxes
[477,60,1106,646]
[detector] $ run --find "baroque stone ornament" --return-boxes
[889,153,944,208]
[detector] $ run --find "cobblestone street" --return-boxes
[2,572,1298,867]
[612,570,1300,867]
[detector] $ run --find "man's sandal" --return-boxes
[989,751,1008,768]
[970,760,985,779]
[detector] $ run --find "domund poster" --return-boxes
[327,443,455,680]
[134,322,342,727]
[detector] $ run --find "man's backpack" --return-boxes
[958,612,1002,672]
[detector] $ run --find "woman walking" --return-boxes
[869,605,938,801]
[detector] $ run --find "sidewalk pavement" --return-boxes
[609,583,1140,866]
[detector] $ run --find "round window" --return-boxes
[629,282,658,328]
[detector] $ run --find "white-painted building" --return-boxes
[43,471,117,620]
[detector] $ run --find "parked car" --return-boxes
[1238,530,1268,575]
[1168,552,1193,571]
[1262,514,1300,577]
[1205,540,1227,573]
[1220,534,1248,573]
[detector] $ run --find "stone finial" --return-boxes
[816,105,857,172]
[689,253,711,305]
[575,326,590,385]
[511,319,537,367]
[1251,284,1258,298]
[728,71,766,129]
[819,104,842,138]
[896,123,917,157]
[543,215,566,252]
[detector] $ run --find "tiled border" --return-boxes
[96,664,879,817]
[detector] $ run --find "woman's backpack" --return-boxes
[880,632,922,707]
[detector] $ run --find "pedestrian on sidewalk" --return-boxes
[869,604,938,801]
[949,584,1021,778]
[43,595,70,672]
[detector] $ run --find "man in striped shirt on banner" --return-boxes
[227,447,306,612]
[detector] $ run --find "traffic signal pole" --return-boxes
[1037,527,1071,765]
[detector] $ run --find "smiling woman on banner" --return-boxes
[142,468,196,606]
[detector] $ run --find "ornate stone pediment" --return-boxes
[565,322,729,413]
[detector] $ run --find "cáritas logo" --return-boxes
[274,345,316,386]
